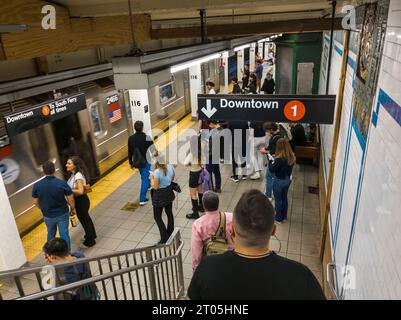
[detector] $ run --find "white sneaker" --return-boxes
[250,172,261,180]
[139,200,149,206]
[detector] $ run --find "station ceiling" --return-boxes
[53,0,346,22]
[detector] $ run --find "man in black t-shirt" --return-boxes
[128,121,155,205]
[188,189,325,300]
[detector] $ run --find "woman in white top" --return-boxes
[66,157,96,247]
[185,135,204,219]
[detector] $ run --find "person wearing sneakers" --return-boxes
[229,121,250,182]
[259,122,283,201]
[185,135,205,220]
[191,191,234,271]
[249,121,266,180]
[128,120,155,206]
[205,121,222,193]
[270,138,295,224]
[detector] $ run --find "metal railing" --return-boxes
[0,228,185,300]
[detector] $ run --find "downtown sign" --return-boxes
[198,94,336,124]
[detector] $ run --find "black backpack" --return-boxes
[57,263,100,300]
[132,148,146,168]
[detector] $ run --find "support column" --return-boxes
[264,42,270,61]
[222,54,229,94]
[237,48,244,83]
[189,65,202,118]
[249,43,256,73]
[0,173,26,271]
[258,42,264,59]
[128,89,152,136]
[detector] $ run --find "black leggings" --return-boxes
[153,203,174,243]
[75,195,97,243]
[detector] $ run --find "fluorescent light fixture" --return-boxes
[170,53,221,73]
[234,44,250,51]
[258,37,271,43]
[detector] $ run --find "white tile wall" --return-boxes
[319,36,344,187]
[319,0,401,299]
[320,0,401,299]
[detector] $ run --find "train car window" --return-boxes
[159,81,177,105]
[89,101,104,138]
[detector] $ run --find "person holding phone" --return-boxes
[259,122,283,201]
[66,156,96,248]
[269,139,296,223]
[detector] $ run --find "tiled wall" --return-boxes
[320,0,401,299]
[345,0,401,299]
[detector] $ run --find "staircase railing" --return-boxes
[0,228,185,300]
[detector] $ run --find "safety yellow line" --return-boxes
[22,114,195,261]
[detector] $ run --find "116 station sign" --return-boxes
[198,94,336,124]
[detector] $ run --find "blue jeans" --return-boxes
[265,169,276,198]
[139,162,151,202]
[206,164,221,190]
[43,212,71,248]
[273,176,291,222]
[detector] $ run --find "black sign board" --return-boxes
[198,94,336,124]
[3,93,86,137]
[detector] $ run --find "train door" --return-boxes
[51,113,95,180]
[183,70,191,114]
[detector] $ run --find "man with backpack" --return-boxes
[191,191,234,271]
[128,121,155,205]
[188,190,325,300]
[43,238,100,300]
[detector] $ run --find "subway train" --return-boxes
[0,59,221,236]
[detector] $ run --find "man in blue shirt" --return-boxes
[32,160,75,248]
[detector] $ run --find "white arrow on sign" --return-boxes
[201,99,217,118]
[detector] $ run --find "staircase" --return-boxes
[0,228,185,300]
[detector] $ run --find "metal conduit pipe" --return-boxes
[326,0,337,94]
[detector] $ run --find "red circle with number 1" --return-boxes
[283,100,306,121]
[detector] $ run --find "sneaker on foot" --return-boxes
[139,199,149,206]
[250,172,261,180]
[242,175,248,180]
[230,175,239,182]
[275,220,283,225]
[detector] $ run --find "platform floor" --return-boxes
[3,116,323,297]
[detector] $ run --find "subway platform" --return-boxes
[0,117,322,299]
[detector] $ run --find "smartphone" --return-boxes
[267,153,274,161]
